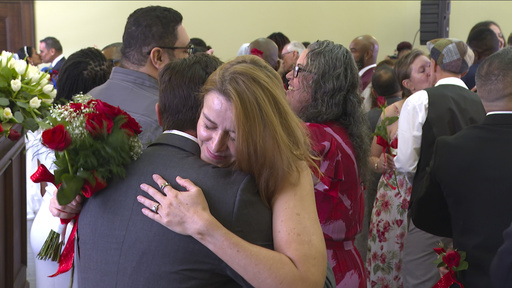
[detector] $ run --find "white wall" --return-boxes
[34,1,512,63]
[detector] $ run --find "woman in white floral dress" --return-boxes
[366,49,432,287]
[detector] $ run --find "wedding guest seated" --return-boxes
[412,46,512,288]
[39,36,66,73]
[138,55,329,287]
[29,46,112,288]
[469,20,506,49]
[285,40,370,287]
[279,41,306,89]
[190,37,213,54]
[15,46,42,66]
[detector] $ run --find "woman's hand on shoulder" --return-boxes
[138,174,214,237]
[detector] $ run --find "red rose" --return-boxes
[377,96,386,108]
[0,124,3,133]
[120,112,142,136]
[85,112,114,138]
[91,99,123,120]
[443,250,461,268]
[68,103,86,112]
[42,124,72,151]
[8,129,20,141]
[81,173,107,198]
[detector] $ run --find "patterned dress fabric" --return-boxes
[366,137,412,288]
[307,122,367,288]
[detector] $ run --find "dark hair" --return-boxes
[122,6,183,67]
[301,40,371,184]
[16,46,34,62]
[158,53,222,131]
[372,65,401,97]
[39,37,63,53]
[394,49,426,98]
[267,32,290,57]
[467,27,500,60]
[396,41,412,52]
[476,46,512,103]
[56,48,112,102]
[302,41,310,48]
[469,20,505,46]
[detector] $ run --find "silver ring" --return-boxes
[160,182,171,191]
[151,203,160,213]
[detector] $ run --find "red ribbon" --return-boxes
[50,215,78,277]
[433,269,464,288]
[30,164,56,185]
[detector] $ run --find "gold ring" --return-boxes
[160,182,171,191]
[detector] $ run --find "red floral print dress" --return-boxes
[307,122,367,288]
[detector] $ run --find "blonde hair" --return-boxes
[201,55,315,206]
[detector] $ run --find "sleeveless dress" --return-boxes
[307,122,367,288]
[366,135,412,288]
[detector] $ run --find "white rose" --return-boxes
[30,70,42,83]
[10,79,21,92]
[13,60,27,76]
[3,107,13,119]
[41,98,53,104]
[43,84,57,98]
[39,77,49,88]
[29,97,41,109]
[0,51,12,67]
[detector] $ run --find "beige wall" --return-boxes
[34,1,512,63]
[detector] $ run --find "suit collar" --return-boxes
[149,133,200,156]
[483,113,512,125]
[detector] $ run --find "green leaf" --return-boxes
[16,100,29,109]
[455,261,469,271]
[23,118,39,131]
[57,174,84,205]
[14,111,24,122]
[0,97,8,106]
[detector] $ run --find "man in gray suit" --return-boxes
[76,54,273,287]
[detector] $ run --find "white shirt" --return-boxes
[163,129,199,144]
[395,77,468,181]
[358,63,376,77]
[51,54,64,68]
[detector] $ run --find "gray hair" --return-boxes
[285,41,306,56]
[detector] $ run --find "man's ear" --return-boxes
[148,48,167,70]
[49,48,56,56]
[156,103,163,127]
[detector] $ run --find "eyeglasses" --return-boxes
[292,64,311,78]
[146,44,194,56]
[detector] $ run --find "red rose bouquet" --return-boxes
[433,245,469,288]
[373,96,399,190]
[30,93,143,277]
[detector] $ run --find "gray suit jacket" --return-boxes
[77,133,273,287]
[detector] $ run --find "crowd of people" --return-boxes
[18,4,512,288]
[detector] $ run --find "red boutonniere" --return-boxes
[433,245,469,288]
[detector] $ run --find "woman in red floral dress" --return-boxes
[286,40,371,287]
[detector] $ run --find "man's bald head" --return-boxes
[349,34,379,70]
[248,38,279,70]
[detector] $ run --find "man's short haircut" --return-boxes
[122,6,183,67]
[158,53,222,131]
[285,41,306,56]
[372,65,401,97]
[476,46,512,103]
[40,36,63,53]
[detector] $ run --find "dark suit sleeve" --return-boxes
[491,220,512,288]
[411,139,453,237]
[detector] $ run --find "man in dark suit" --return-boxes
[412,47,512,287]
[75,54,273,287]
[39,36,66,72]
